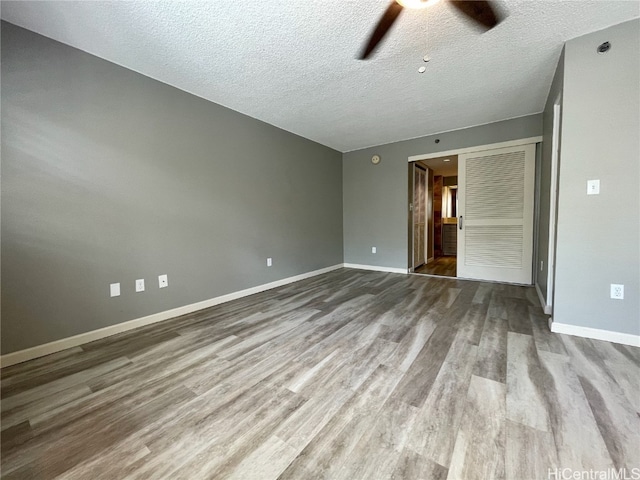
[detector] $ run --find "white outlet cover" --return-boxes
[610,284,624,299]
[587,179,600,195]
[158,274,168,288]
[267,257,272,267]
[136,279,145,292]
[110,283,120,297]
[372,247,377,254]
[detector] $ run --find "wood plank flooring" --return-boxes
[1,268,638,479]
[415,256,457,277]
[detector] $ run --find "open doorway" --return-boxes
[409,155,459,278]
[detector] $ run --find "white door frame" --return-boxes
[546,96,562,310]
[408,137,542,163]
[407,135,542,281]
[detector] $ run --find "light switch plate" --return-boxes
[136,279,145,292]
[372,247,377,254]
[110,283,120,297]
[267,258,272,267]
[158,274,168,288]
[587,179,600,195]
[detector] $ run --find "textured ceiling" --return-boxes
[2,1,638,152]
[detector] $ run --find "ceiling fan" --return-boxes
[359,0,504,59]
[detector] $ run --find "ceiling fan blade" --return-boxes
[359,1,404,60]
[448,0,503,30]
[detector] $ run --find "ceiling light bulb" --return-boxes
[397,0,440,9]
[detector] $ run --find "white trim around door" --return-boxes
[408,136,542,163]
[545,97,562,311]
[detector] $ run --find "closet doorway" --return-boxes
[409,155,459,278]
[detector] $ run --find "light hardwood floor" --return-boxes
[1,269,638,479]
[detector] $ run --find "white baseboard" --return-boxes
[535,283,552,315]
[0,264,344,368]
[343,263,408,275]
[549,319,640,347]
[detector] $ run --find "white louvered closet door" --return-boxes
[457,143,536,284]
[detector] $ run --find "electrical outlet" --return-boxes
[372,247,377,254]
[610,284,624,300]
[587,179,600,195]
[136,279,145,293]
[540,261,544,271]
[267,257,272,267]
[158,274,168,288]
[110,283,120,297]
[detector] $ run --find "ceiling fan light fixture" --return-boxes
[397,0,440,10]
[359,0,502,60]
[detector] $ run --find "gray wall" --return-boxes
[553,19,639,335]
[537,49,565,303]
[343,115,543,269]
[1,22,343,354]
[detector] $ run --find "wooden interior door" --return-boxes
[412,165,426,269]
[457,144,536,284]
